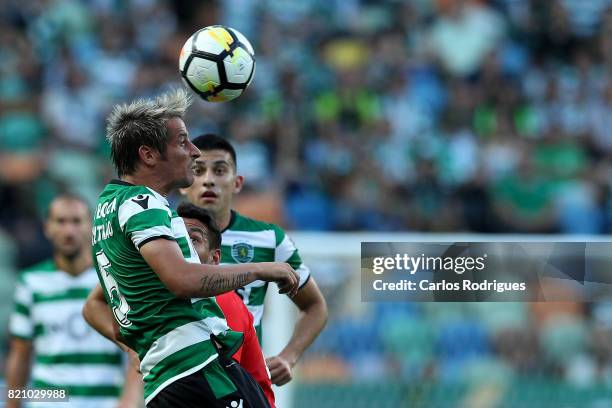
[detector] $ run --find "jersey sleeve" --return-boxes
[9,274,34,340]
[117,193,175,249]
[274,226,310,289]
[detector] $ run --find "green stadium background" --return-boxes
[2,0,612,406]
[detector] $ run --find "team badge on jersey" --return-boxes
[231,241,254,263]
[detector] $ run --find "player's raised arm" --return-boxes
[139,238,299,298]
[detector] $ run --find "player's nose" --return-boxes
[202,172,215,186]
[187,139,200,159]
[62,228,79,240]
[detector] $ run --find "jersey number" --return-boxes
[96,251,133,327]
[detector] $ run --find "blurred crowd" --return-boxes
[3,0,612,266]
[298,295,612,406]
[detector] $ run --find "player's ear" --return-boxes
[138,145,158,167]
[43,218,51,240]
[211,248,221,265]
[178,187,188,197]
[234,175,244,194]
[42,203,54,239]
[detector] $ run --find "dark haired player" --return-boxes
[181,134,328,386]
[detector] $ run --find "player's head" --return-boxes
[180,134,244,216]
[176,202,222,265]
[106,88,200,190]
[45,194,91,260]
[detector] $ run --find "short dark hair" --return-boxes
[191,134,237,168]
[106,88,192,176]
[176,202,221,250]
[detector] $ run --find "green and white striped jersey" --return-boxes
[9,260,123,408]
[221,211,311,340]
[92,180,241,405]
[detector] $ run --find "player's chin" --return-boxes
[58,245,81,259]
[197,198,216,209]
[177,174,195,189]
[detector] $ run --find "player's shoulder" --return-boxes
[227,211,289,248]
[19,259,57,282]
[216,291,253,328]
[96,181,149,215]
[115,184,170,217]
[21,259,56,274]
[115,183,163,204]
[99,180,160,202]
[231,211,285,235]
[217,291,244,311]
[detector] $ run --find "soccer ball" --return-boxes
[179,25,255,102]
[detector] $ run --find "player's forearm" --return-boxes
[83,300,115,341]
[174,263,260,298]
[118,351,143,407]
[280,279,328,364]
[82,297,117,342]
[82,293,133,353]
[143,241,261,298]
[279,299,328,365]
[82,285,122,344]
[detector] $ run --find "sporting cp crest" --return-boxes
[231,241,254,263]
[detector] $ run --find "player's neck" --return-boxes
[214,209,233,231]
[55,252,91,276]
[121,174,170,196]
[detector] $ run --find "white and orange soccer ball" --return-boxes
[179,25,256,102]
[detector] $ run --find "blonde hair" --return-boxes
[106,88,193,176]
